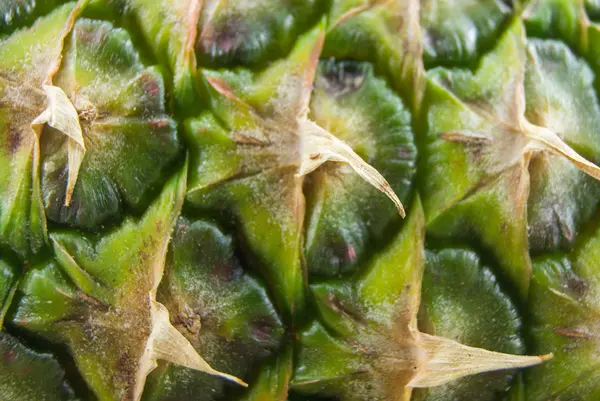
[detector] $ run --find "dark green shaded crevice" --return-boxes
[0,243,57,276]
[302,179,416,279]
[423,233,528,315]
[79,2,164,76]
[422,9,518,72]
[43,151,187,240]
[195,1,332,71]
[0,249,26,275]
[3,321,96,401]
[288,391,339,401]
[0,0,70,35]
[171,205,294,327]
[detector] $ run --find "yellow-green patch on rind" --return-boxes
[292,198,425,400]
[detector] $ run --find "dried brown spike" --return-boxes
[408,332,552,388]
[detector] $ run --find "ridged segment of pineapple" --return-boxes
[144,217,284,401]
[0,331,77,400]
[420,0,513,66]
[525,222,600,400]
[13,166,202,401]
[293,199,548,401]
[324,0,424,110]
[0,3,180,258]
[422,18,600,298]
[414,249,526,401]
[42,18,180,228]
[185,20,414,319]
[304,60,415,277]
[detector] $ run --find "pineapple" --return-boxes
[1,0,599,400]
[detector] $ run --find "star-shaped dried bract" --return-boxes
[525,220,600,400]
[13,165,246,401]
[1,1,181,255]
[186,21,407,316]
[422,19,600,297]
[293,198,551,401]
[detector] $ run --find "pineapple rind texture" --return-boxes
[0,0,599,400]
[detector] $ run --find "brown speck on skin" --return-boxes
[251,316,275,343]
[149,119,169,129]
[139,73,160,98]
[75,26,97,45]
[346,338,375,355]
[562,343,581,352]
[326,292,364,324]
[175,305,201,335]
[198,18,245,56]
[566,275,588,298]
[78,105,97,122]
[81,319,95,341]
[114,350,136,391]
[77,291,110,312]
[396,146,413,159]
[213,260,235,282]
[3,350,16,364]
[176,220,189,237]
[552,327,594,340]
[4,126,22,154]
[344,245,357,264]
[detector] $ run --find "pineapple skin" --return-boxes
[0,1,599,401]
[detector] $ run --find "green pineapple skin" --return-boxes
[0,1,599,401]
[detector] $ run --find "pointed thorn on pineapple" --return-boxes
[31,85,86,207]
[32,0,89,207]
[297,118,406,218]
[407,332,552,388]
